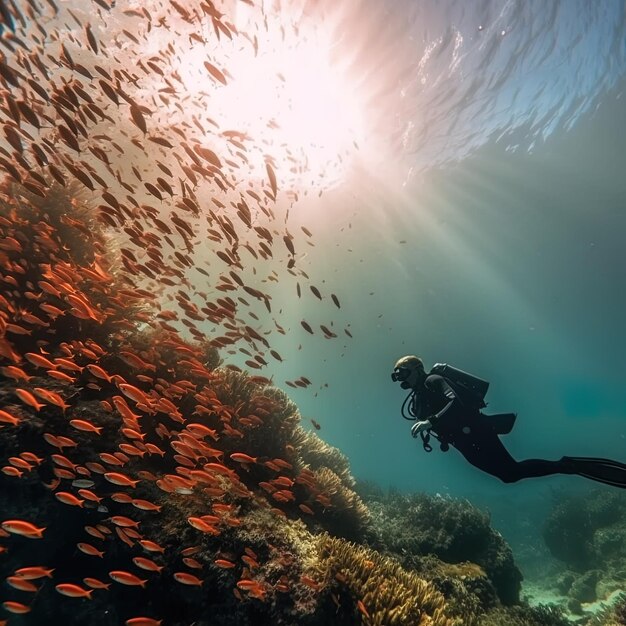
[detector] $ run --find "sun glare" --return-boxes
[163,1,365,193]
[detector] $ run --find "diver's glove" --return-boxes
[411,419,432,438]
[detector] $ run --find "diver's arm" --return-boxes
[429,398,455,428]
[427,377,460,428]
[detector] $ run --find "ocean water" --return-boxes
[2,0,626,623]
[280,0,626,497]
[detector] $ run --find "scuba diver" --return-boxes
[391,355,626,488]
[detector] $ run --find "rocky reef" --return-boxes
[542,489,626,617]
[358,484,523,606]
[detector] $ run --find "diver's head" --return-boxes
[391,355,426,390]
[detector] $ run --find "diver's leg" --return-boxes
[452,430,570,483]
[559,456,626,489]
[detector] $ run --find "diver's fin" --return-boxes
[561,456,626,489]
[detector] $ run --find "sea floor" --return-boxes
[523,579,625,624]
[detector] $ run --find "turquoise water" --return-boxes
[263,2,626,566]
[280,1,626,501]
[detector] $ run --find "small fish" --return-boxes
[83,577,111,590]
[0,409,20,426]
[55,583,93,599]
[55,492,84,507]
[230,453,257,464]
[72,479,96,489]
[2,601,31,614]
[14,388,45,411]
[104,472,139,488]
[77,543,104,558]
[109,571,147,588]
[357,600,370,619]
[13,566,55,580]
[132,557,163,573]
[173,572,203,586]
[138,540,165,553]
[204,61,227,85]
[1,520,45,538]
[6,576,38,592]
[70,419,103,435]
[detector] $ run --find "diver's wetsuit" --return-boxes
[413,374,626,487]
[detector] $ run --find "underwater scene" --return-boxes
[0,0,625,624]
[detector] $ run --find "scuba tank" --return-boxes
[429,363,489,410]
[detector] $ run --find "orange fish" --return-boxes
[14,389,45,411]
[77,489,102,503]
[357,599,370,618]
[47,370,76,383]
[70,419,103,435]
[0,409,20,426]
[139,540,165,554]
[84,526,106,540]
[111,516,140,528]
[1,520,45,538]
[55,492,84,507]
[173,572,203,586]
[24,352,57,370]
[182,557,203,570]
[242,556,259,569]
[187,517,219,534]
[55,583,93,599]
[33,388,71,412]
[100,452,126,466]
[118,383,151,406]
[121,427,145,441]
[77,543,104,558]
[230,452,257,464]
[0,365,31,382]
[54,358,83,373]
[6,576,38,592]
[13,566,55,580]
[83,577,111,590]
[111,493,133,504]
[20,452,44,465]
[125,618,163,626]
[109,571,148,588]
[86,364,112,382]
[133,557,164,573]
[2,466,22,478]
[2,601,31,614]
[104,472,139,487]
[131,499,161,512]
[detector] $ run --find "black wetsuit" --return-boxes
[412,374,626,487]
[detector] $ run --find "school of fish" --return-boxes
[0,0,357,622]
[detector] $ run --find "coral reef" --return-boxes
[313,534,458,626]
[358,484,523,606]
[477,604,571,626]
[585,592,626,626]
[0,182,374,624]
[543,489,626,609]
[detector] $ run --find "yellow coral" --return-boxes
[313,534,459,626]
[436,561,487,580]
